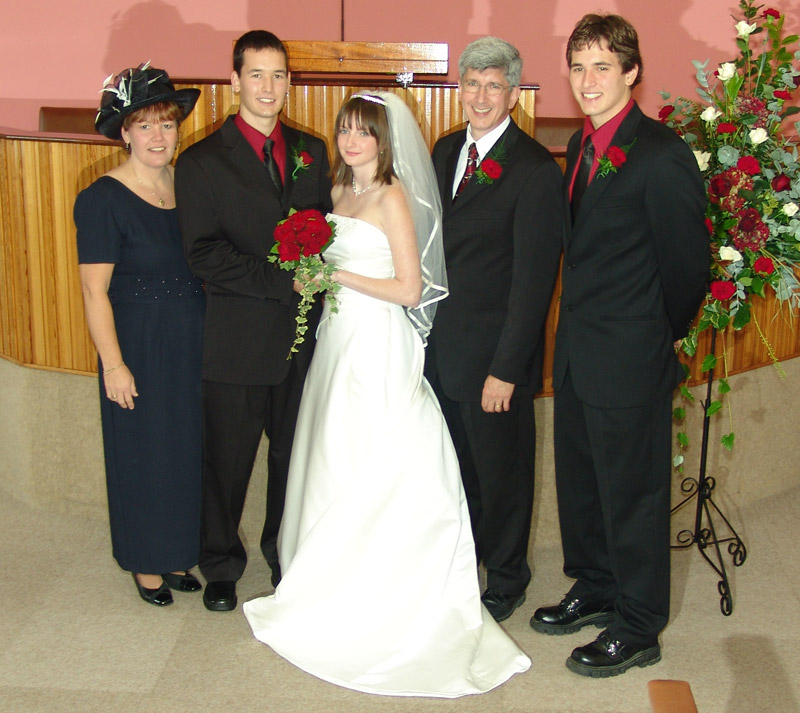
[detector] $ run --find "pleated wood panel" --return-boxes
[0,136,127,373]
[1,80,797,388]
[175,81,537,152]
[686,295,800,381]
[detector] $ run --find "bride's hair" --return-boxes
[331,95,396,187]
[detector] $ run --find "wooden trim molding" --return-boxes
[284,41,448,75]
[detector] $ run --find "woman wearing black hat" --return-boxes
[74,63,204,606]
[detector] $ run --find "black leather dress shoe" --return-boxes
[203,580,237,611]
[481,588,526,622]
[566,631,661,677]
[161,571,202,592]
[132,573,173,607]
[530,596,615,635]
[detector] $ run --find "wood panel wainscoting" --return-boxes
[1,80,798,394]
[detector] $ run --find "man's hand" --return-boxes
[481,375,515,413]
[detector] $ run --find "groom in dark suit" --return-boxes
[529,14,708,675]
[175,31,331,611]
[427,37,563,622]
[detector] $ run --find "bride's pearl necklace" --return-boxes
[352,177,374,196]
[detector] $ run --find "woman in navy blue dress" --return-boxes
[74,64,204,606]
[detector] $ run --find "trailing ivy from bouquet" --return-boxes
[270,209,339,358]
[659,0,800,459]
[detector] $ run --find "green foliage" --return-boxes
[666,0,800,469]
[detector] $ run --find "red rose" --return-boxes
[480,158,502,180]
[709,172,733,199]
[763,8,780,19]
[705,218,715,235]
[708,168,753,212]
[774,89,792,101]
[753,256,775,275]
[273,209,332,262]
[658,105,675,122]
[298,150,313,166]
[606,145,628,168]
[737,155,761,176]
[710,280,736,301]
[736,207,761,233]
[290,209,333,256]
[276,234,301,262]
[731,208,770,251]
[772,174,791,192]
[716,123,737,134]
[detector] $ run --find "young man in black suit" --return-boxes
[175,31,332,611]
[426,37,563,623]
[529,14,708,675]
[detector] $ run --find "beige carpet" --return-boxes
[1,478,798,713]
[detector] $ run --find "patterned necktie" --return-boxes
[263,137,283,193]
[570,135,594,220]
[455,142,479,199]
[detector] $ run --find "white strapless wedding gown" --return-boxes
[243,215,530,697]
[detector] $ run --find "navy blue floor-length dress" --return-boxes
[74,176,204,573]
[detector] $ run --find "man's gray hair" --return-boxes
[458,36,523,87]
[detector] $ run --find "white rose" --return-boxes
[700,106,722,122]
[749,127,769,145]
[735,21,757,37]
[718,62,737,82]
[719,245,743,262]
[783,202,799,217]
[693,150,712,171]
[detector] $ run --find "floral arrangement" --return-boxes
[289,137,314,182]
[475,139,507,184]
[270,209,338,357]
[596,140,636,177]
[660,0,800,456]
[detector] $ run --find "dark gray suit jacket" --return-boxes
[553,102,708,408]
[427,119,563,401]
[175,116,331,385]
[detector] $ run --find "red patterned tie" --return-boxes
[455,142,479,199]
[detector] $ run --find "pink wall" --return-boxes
[1,0,795,132]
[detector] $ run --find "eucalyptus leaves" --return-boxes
[660,0,800,458]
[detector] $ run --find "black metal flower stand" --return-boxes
[670,327,748,615]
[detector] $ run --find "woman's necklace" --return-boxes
[352,176,374,196]
[132,165,169,207]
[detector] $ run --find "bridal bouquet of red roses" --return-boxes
[269,208,338,357]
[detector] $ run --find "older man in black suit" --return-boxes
[529,14,708,676]
[175,31,331,611]
[426,37,563,623]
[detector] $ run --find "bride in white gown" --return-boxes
[242,92,530,697]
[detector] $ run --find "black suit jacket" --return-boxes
[175,116,332,385]
[427,119,563,401]
[553,102,708,408]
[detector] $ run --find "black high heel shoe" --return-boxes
[132,573,174,606]
[161,571,202,592]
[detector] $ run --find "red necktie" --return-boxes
[455,142,479,199]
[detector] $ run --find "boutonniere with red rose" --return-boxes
[289,137,314,182]
[269,208,339,357]
[475,139,508,184]
[596,139,636,178]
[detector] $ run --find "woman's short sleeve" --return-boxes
[74,178,123,264]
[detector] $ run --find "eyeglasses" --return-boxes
[461,80,511,96]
